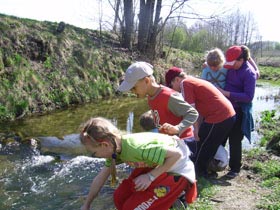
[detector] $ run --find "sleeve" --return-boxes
[168,92,198,133]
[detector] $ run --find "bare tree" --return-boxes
[112,0,121,32]
[111,0,260,56]
[137,0,190,56]
[137,0,154,52]
[109,0,190,56]
[123,0,134,49]
[109,0,135,49]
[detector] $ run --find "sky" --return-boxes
[0,0,279,42]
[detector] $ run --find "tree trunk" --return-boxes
[147,0,162,58]
[137,0,154,52]
[123,0,134,49]
[113,0,121,32]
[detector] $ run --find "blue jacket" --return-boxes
[239,102,254,143]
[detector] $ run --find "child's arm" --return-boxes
[133,148,181,191]
[81,166,111,210]
[160,93,198,136]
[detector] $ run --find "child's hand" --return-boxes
[133,173,152,191]
[159,123,179,135]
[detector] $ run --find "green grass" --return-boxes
[188,178,217,210]
[259,66,280,85]
[254,109,280,209]
[253,160,280,210]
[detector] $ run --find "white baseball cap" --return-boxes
[118,62,153,92]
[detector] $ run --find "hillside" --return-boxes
[0,14,133,121]
[0,14,203,122]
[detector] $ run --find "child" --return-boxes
[140,110,229,174]
[201,48,228,89]
[118,61,198,141]
[139,110,159,133]
[80,117,197,210]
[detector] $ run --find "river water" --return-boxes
[0,83,279,210]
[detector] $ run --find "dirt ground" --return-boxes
[206,169,270,210]
[202,152,278,210]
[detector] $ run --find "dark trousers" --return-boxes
[223,108,244,173]
[195,115,236,175]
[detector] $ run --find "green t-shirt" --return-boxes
[105,132,178,168]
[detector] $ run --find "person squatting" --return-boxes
[79,117,197,210]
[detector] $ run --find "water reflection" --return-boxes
[243,83,280,149]
[126,112,134,133]
[0,97,148,138]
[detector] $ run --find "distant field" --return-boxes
[254,50,280,67]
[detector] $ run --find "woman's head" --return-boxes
[205,48,225,71]
[80,117,121,158]
[224,45,251,69]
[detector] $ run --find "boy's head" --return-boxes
[165,67,185,91]
[118,62,153,92]
[205,48,225,70]
[139,110,156,131]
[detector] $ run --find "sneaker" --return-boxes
[225,171,239,178]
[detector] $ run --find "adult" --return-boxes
[219,45,257,178]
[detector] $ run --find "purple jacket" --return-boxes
[224,61,257,108]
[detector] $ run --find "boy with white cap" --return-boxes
[118,61,198,141]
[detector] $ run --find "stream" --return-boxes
[0,83,279,210]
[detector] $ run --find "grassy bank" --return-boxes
[258,66,280,85]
